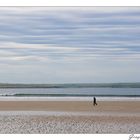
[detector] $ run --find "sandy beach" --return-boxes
[0,98,140,133]
[0,100,140,113]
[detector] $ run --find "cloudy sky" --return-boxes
[0,7,140,83]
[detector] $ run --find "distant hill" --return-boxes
[0,83,140,88]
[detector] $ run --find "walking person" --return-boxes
[93,97,97,106]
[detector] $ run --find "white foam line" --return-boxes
[0,97,91,101]
[0,111,140,117]
[0,96,140,101]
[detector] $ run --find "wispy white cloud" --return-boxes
[0,7,140,83]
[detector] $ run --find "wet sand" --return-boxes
[0,100,139,113]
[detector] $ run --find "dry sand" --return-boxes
[0,100,140,133]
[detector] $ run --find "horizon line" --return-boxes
[0,82,140,85]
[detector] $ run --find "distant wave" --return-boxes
[1,93,140,97]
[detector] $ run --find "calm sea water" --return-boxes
[0,87,140,97]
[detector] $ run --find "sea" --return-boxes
[0,87,140,97]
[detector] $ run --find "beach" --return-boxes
[0,98,140,133]
[1,6,140,135]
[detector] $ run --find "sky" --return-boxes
[0,7,140,84]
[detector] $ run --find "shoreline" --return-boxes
[0,96,140,101]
